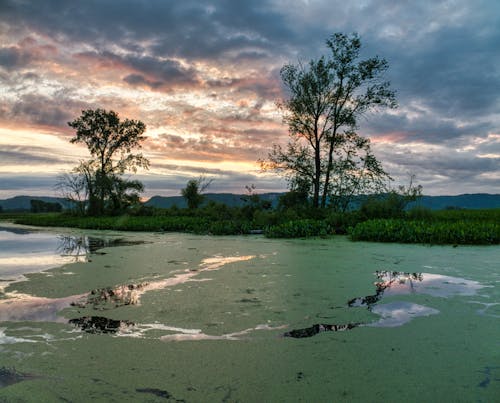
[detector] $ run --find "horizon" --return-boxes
[1,1,499,198]
[2,190,500,204]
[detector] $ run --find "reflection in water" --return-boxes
[369,302,439,327]
[353,271,485,327]
[348,271,424,307]
[0,292,87,323]
[158,324,287,341]
[73,255,256,311]
[0,251,260,344]
[69,316,134,334]
[349,270,485,304]
[0,227,146,295]
[284,323,358,338]
[0,328,37,345]
[286,271,486,337]
[57,235,146,258]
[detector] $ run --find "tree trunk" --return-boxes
[312,139,321,208]
[321,141,334,208]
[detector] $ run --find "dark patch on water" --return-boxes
[0,367,39,388]
[69,316,134,334]
[136,387,185,401]
[478,366,500,388]
[238,297,260,304]
[284,323,358,338]
[0,226,32,235]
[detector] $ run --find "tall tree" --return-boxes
[263,32,396,209]
[181,176,213,209]
[67,109,149,215]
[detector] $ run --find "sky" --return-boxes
[0,0,499,199]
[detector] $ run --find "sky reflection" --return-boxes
[0,226,87,281]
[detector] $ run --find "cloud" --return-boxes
[0,46,32,70]
[0,0,499,195]
[0,146,69,165]
[75,51,201,90]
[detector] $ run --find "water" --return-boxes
[0,224,498,401]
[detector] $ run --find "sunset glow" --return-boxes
[1,0,499,198]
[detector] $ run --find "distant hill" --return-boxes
[1,193,500,212]
[407,194,500,210]
[0,196,71,211]
[146,192,500,210]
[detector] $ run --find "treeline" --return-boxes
[30,199,62,213]
[11,193,500,245]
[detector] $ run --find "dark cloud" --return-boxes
[123,74,162,89]
[364,111,494,144]
[0,46,32,70]
[75,50,201,89]
[0,146,68,165]
[1,0,294,60]
[0,173,60,194]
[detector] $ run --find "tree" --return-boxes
[360,174,423,218]
[181,176,213,209]
[67,109,149,215]
[55,169,89,215]
[262,32,396,209]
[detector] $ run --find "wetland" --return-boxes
[0,223,499,401]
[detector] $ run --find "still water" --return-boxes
[0,224,498,401]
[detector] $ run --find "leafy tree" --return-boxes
[277,177,310,212]
[240,184,272,220]
[360,174,423,218]
[67,109,149,215]
[181,176,213,209]
[262,32,396,209]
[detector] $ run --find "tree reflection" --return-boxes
[348,271,424,308]
[56,235,146,260]
[56,235,89,261]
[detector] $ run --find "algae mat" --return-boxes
[0,225,499,401]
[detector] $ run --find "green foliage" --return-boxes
[13,213,208,233]
[30,199,62,213]
[262,32,396,209]
[66,108,149,215]
[349,217,500,245]
[265,219,333,238]
[8,203,500,245]
[181,177,212,210]
[360,193,407,219]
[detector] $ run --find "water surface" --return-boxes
[0,224,498,401]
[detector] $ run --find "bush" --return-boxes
[349,219,499,245]
[265,219,333,238]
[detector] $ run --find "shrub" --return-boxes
[349,219,499,245]
[265,219,333,238]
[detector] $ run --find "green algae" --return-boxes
[0,226,499,401]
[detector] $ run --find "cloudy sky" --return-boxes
[0,0,499,198]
